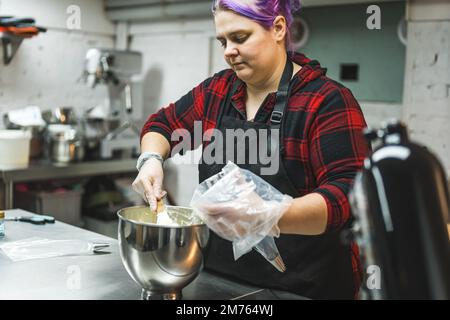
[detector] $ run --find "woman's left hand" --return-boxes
[195,191,287,241]
[191,162,293,242]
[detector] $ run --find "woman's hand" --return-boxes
[191,163,293,241]
[194,191,289,241]
[132,158,166,210]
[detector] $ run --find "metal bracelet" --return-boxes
[136,152,164,171]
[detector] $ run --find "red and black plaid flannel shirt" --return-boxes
[141,52,369,296]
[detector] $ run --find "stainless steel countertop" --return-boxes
[0,209,306,300]
[0,159,137,183]
[0,158,137,209]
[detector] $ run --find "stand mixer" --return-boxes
[83,48,142,159]
[350,120,450,299]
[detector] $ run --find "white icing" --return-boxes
[156,210,178,226]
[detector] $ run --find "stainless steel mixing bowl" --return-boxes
[117,205,209,300]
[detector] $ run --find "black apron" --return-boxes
[198,58,355,299]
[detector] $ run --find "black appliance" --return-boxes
[350,120,450,299]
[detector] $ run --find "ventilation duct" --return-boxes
[104,0,405,22]
[105,0,212,22]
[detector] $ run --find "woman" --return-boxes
[133,0,369,299]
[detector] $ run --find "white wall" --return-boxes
[403,0,450,177]
[0,0,115,120]
[359,101,403,128]
[129,19,220,115]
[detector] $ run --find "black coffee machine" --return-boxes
[350,120,450,299]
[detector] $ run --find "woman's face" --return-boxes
[214,10,284,85]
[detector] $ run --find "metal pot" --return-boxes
[47,125,85,164]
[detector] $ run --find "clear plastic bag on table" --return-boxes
[190,161,293,271]
[0,237,110,262]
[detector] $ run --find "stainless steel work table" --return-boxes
[0,209,306,300]
[0,159,137,209]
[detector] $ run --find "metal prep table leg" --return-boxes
[4,180,13,209]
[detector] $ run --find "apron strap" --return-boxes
[218,56,293,128]
[270,58,293,126]
[216,78,241,129]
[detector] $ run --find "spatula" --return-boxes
[156,198,166,214]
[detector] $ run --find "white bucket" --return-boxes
[0,130,32,169]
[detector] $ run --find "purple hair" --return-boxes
[212,0,302,52]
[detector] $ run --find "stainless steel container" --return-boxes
[47,125,85,164]
[117,205,209,300]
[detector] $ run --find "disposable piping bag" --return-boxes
[254,236,286,272]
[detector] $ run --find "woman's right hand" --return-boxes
[132,158,166,210]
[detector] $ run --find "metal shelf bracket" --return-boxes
[1,33,24,65]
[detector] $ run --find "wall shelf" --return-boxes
[0,32,25,65]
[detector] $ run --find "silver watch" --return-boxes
[136,152,164,171]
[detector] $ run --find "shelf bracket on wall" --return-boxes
[1,33,24,65]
